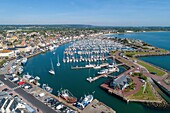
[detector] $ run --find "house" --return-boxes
[6,36,18,43]
[0,96,36,113]
[110,74,131,90]
[0,50,15,58]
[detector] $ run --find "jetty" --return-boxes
[87,67,120,83]
[71,63,109,69]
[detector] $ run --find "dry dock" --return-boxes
[81,99,116,113]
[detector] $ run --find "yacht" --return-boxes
[85,64,95,68]
[97,69,108,75]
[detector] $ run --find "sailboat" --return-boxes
[93,59,101,69]
[57,55,60,67]
[49,59,55,75]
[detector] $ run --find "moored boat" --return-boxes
[21,57,27,65]
[42,84,53,93]
[58,89,77,103]
[77,95,93,109]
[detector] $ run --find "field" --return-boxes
[137,60,165,76]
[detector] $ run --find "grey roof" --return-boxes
[9,99,18,111]
[112,74,130,86]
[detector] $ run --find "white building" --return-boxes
[0,50,15,58]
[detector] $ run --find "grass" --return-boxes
[127,82,158,100]
[124,51,147,57]
[137,60,165,76]
[124,49,168,58]
[0,60,6,67]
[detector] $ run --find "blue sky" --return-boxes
[0,0,170,26]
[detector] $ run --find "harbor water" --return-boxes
[23,32,170,113]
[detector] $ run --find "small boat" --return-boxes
[57,55,60,67]
[49,59,55,75]
[85,64,95,68]
[42,84,53,93]
[97,69,108,75]
[22,73,33,81]
[93,65,101,69]
[86,77,93,83]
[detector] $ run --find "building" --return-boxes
[6,36,18,43]
[0,96,36,113]
[0,50,15,58]
[110,74,131,90]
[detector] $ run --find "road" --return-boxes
[0,75,57,113]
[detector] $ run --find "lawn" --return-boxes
[137,60,165,76]
[127,82,158,100]
[124,49,168,58]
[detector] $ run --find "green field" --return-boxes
[137,60,165,76]
[127,82,158,100]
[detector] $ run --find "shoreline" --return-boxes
[104,30,170,36]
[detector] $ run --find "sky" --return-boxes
[0,0,170,26]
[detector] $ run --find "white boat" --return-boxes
[77,95,93,109]
[93,65,101,69]
[21,58,27,65]
[22,73,33,81]
[49,46,54,51]
[86,77,93,83]
[34,76,40,80]
[57,55,60,67]
[49,59,55,75]
[42,84,53,93]
[97,69,108,75]
[85,64,95,68]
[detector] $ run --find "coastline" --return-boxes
[104,30,170,36]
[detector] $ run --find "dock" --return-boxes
[71,63,109,69]
[87,67,119,83]
[81,99,116,113]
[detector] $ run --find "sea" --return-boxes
[23,31,170,113]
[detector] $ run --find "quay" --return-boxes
[100,68,134,99]
[81,99,116,113]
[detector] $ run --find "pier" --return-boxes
[87,67,120,83]
[71,63,109,69]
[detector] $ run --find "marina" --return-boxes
[1,30,170,113]
[22,33,170,113]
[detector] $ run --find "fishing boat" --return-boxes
[58,89,77,103]
[42,84,53,93]
[49,59,55,75]
[77,95,93,109]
